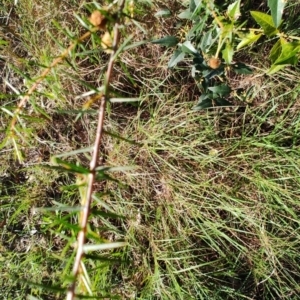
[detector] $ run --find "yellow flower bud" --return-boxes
[101,31,113,54]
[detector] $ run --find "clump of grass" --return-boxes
[103,72,300,298]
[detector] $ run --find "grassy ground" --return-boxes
[1,0,300,299]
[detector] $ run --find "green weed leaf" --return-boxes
[250,11,278,36]
[222,23,234,41]
[208,85,231,96]
[181,41,198,55]
[194,94,213,110]
[199,31,213,52]
[227,0,241,21]
[273,42,300,65]
[269,38,283,63]
[266,64,286,75]
[178,9,192,19]
[237,31,262,50]
[50,157,90,174]
[168,49,185,68]
[190,0,201,13]
[232,63,252,74]
[203,67,225,80]
[195,101,213,110]
[0,39,8,47]
[267,0,286,28]
[151,36,178,47]
[194,94,231,110]
[222,43,234,64]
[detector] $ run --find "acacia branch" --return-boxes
[66,1,125,299]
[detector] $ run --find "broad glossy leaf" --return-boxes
[250,11,278,36]
[168,49,185,68]
[237,31,262,50]
[151,36,178,47]
[267,0,286,28]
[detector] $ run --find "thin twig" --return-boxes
[66,1,125,299]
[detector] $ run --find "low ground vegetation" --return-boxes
[1,0,300,299]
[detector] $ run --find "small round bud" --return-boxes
[89,10,107,29]
[208,57,221,69]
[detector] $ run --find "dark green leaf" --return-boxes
[198,79,209,92]
[215,98,232,106]
[168,49,185,68]
[91,209,125,219]
[194,94,232,110]
[85,254,124,263]
[104,130,142,146]
[96,172,118,183]
[190,0,197,13]
[50,157,90,174]
[208,85,231,96]
[232,63,252,74]
[20,280,66,292]
[151,36,178,47]
[193,56,204,66]
[181,41,198,55]
[199,31,213,52]
[203,67,224,80]
[194,95,214,110]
